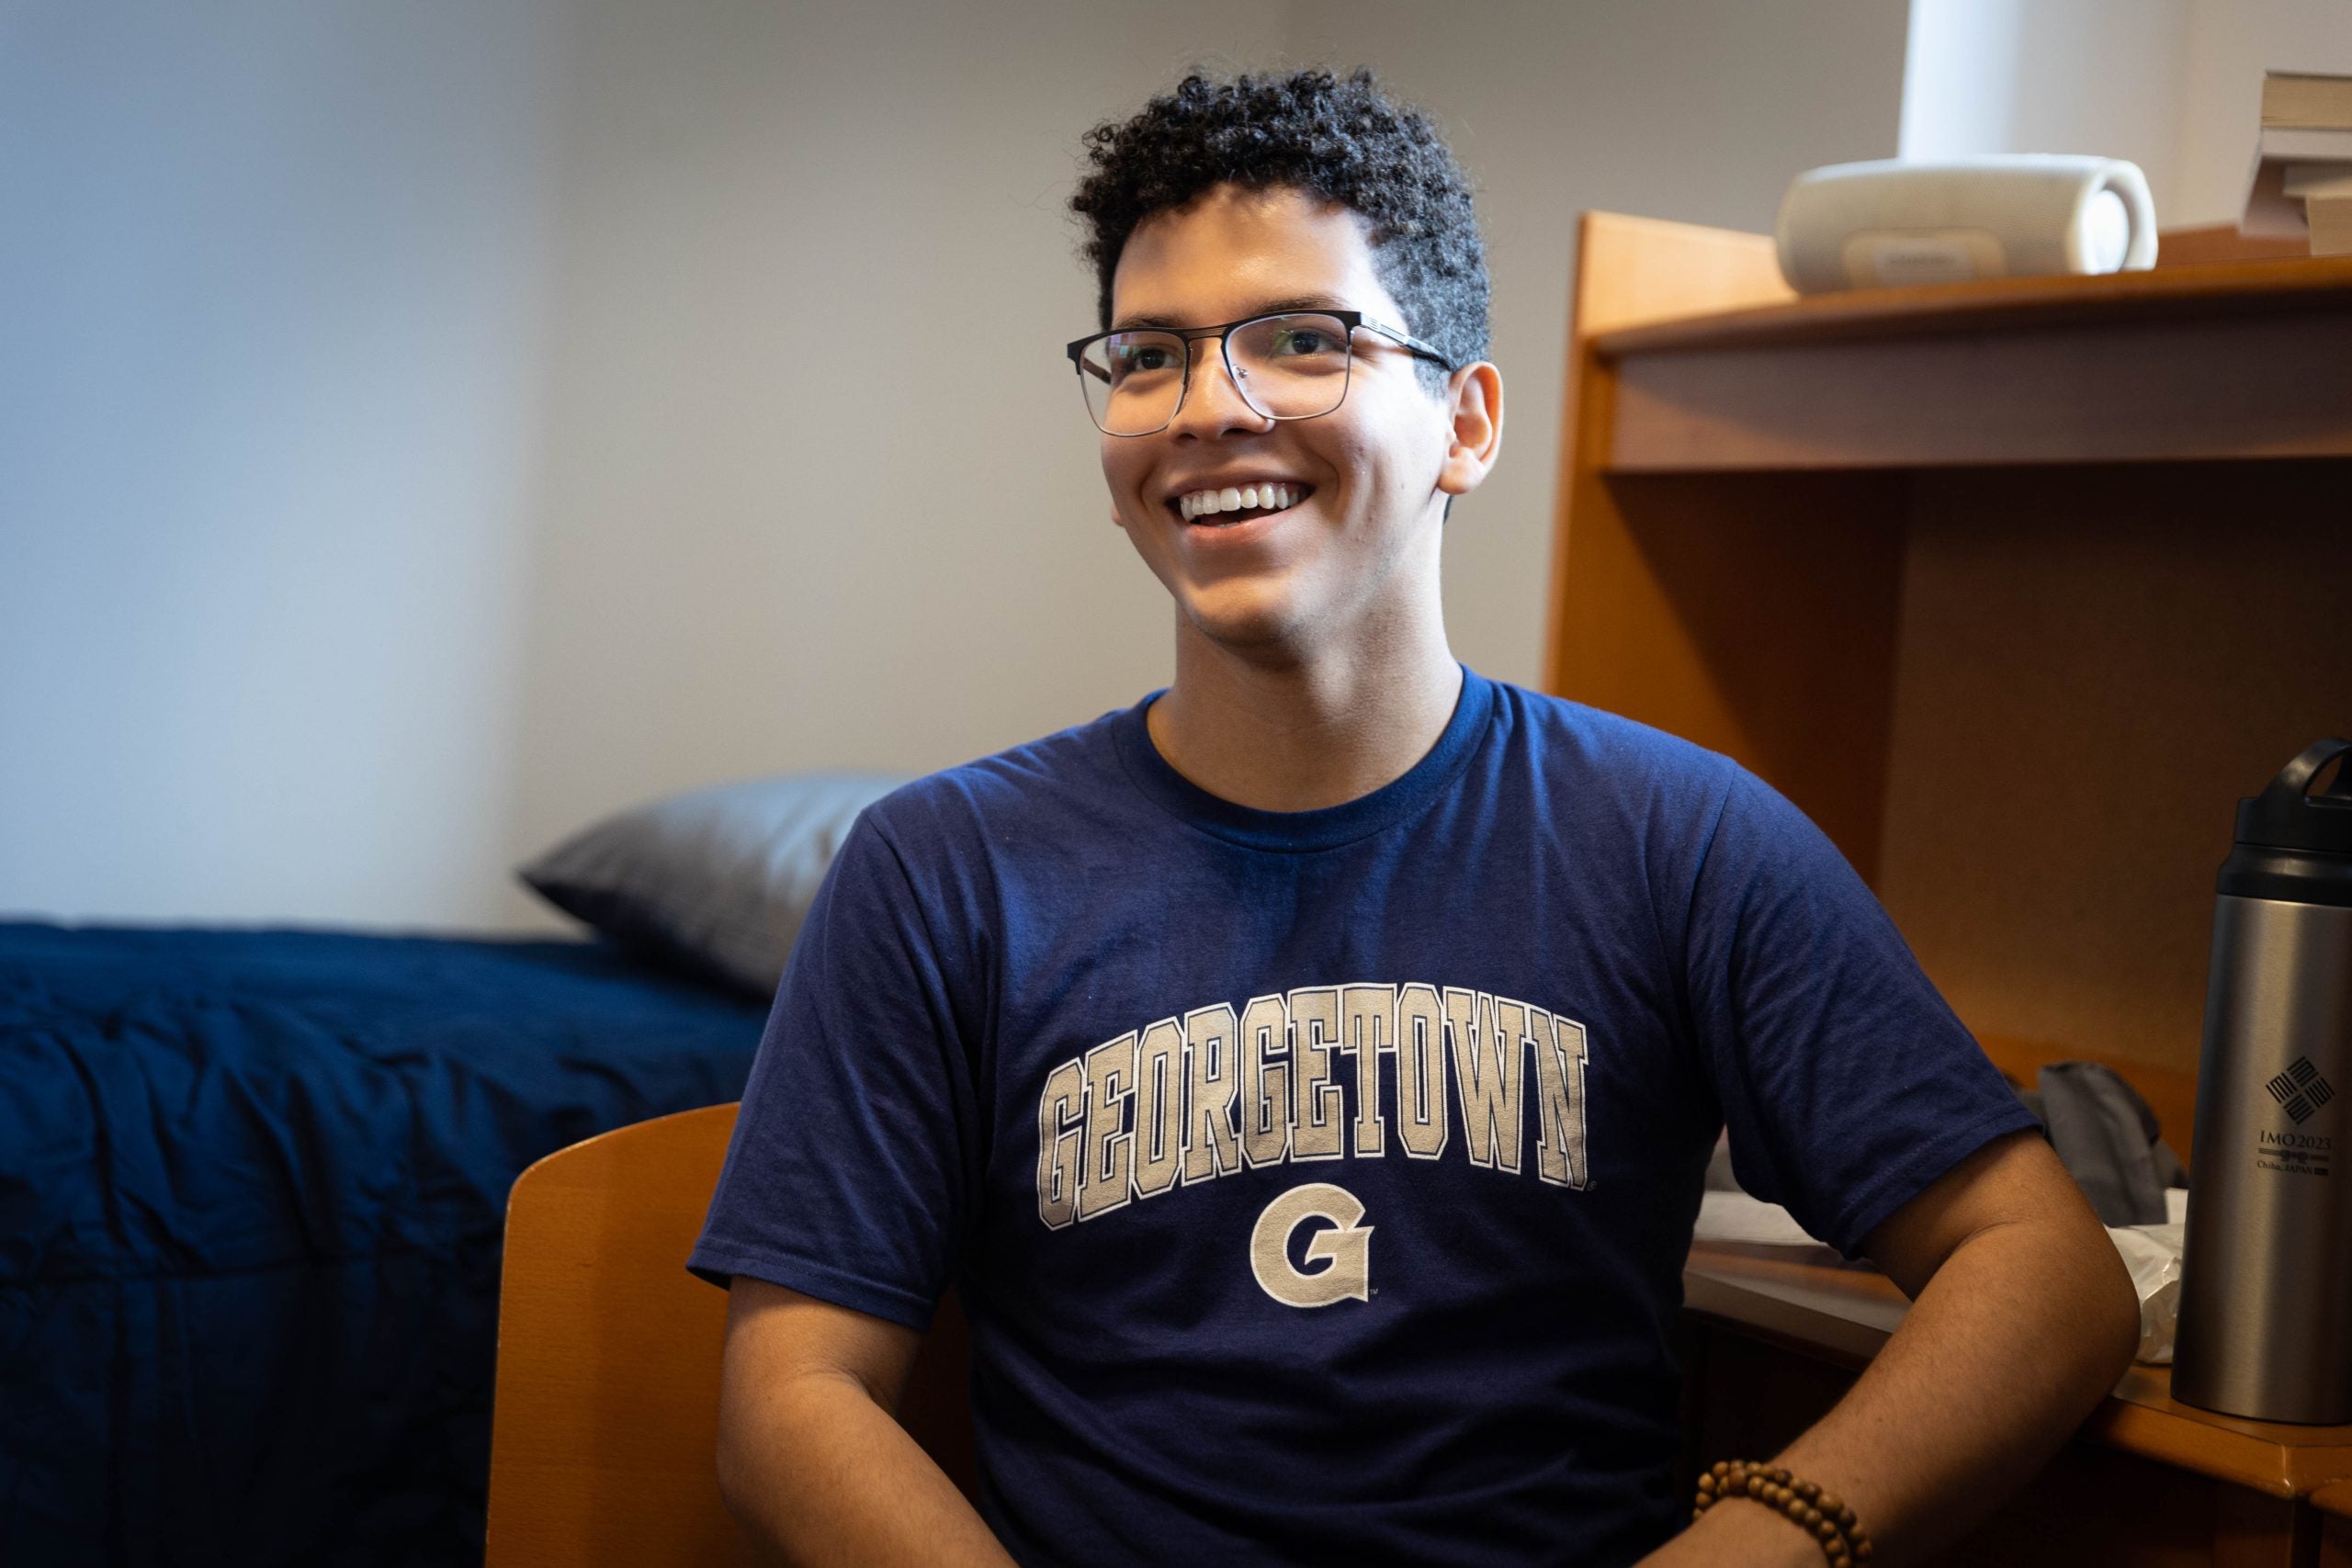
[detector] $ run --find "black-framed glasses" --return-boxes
[1064,310,1453,436]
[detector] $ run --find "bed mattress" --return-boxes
[0,921,767,1567]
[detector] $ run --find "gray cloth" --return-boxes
[1711,1058,2186,1224]
[519,771,908,997]
[2030,1061,2188,1225]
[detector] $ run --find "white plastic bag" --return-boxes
[2108,1210,2186,1364]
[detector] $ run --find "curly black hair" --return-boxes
[1071,68,1488,393]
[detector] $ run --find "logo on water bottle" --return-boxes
[2266,1057,2335,1124]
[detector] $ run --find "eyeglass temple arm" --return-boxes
[1355,316,1454,368]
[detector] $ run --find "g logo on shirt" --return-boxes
[1250,1182,1373,1307]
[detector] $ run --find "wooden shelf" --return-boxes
[1561,220,2352,1555]
[1569,220,2352,471]
[1544,213,2352,1096]
[1595,252,2352,357]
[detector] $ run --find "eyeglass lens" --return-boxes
[1078,313,1353,434]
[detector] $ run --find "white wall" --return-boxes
[501,0,1287,926]
[1902,0,2193,214]
[2,0,1908,931]
[2177,0,2352,228]
[1902,0,2352,227]
[0,1,561,928]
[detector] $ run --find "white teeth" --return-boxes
[1177,483,1306,520]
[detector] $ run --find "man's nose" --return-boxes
[1170,341,1272,437]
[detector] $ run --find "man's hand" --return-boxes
[716,1278,1016,1567]
[1640,1129,2140,1566]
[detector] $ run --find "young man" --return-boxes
[690,70,2138,1567]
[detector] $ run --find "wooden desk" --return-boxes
[1681,1240,2352,1566]
[2315,1480,2352,1568]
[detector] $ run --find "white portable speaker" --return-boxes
[1775,154,2158,295]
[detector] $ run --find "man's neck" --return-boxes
[1145,614,1464,814]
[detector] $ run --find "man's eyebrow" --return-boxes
[1108,294,1355,333]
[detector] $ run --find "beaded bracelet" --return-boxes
[1692,1460,1874,1567]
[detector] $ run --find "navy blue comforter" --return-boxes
[0,922,767,1567]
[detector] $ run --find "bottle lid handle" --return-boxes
[2264,738,2352,810]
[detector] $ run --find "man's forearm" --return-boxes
[1653,1211,2139,1565]
[718,1366,1016,1568]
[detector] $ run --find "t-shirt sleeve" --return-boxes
[687,809,979,1329]
[1681,767,2041,1258]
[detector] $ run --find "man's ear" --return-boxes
[1435,361,1504,500]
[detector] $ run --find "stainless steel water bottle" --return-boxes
[2173,738,2352,1424]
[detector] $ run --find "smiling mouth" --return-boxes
[1170,483,1313,526]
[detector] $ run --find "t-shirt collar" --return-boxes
[1112,665,1495,852]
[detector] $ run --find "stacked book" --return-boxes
[2243,70,2352,255]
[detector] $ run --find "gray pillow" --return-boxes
[518,771,908,998]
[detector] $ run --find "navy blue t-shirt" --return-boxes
[690,670,2035,1566]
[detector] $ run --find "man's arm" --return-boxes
[716,1277,1016,1567]
[1643,1129,2141,1567]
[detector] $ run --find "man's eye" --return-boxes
[1112,344,1175,377]
[1272,330,1327,356]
